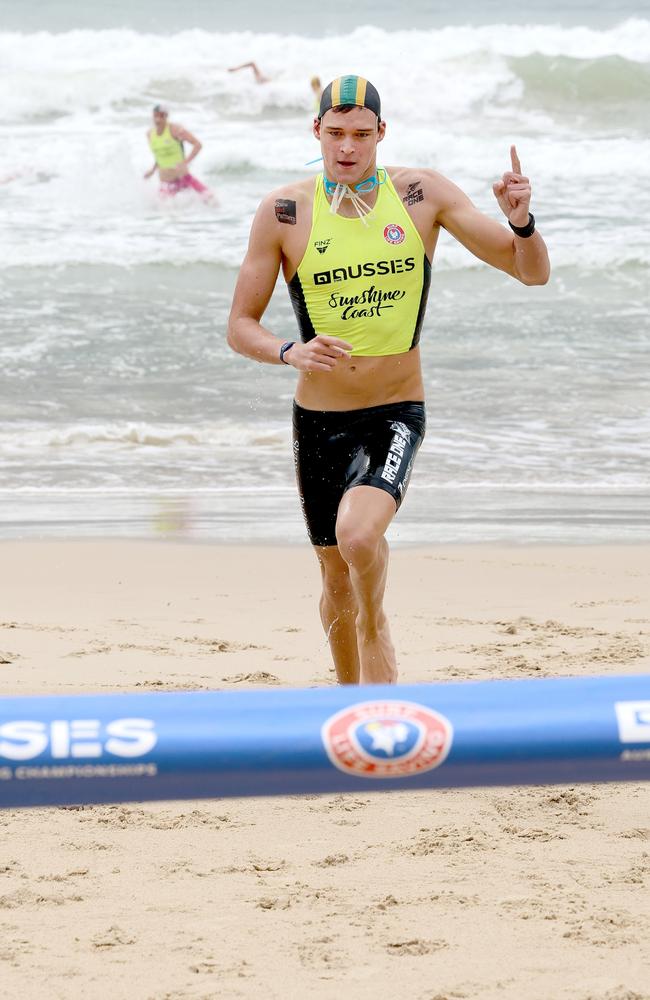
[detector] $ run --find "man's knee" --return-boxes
[335,521,382,570]
[335,485,395,570]
[317,548,352,597]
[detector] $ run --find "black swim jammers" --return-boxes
[292,400,426,547]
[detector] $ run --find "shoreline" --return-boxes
[4,534,649,550]
[2,481,650,546]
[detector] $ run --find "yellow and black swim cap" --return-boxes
[318,75,381,120]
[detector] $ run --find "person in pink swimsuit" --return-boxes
[144,104,213,201]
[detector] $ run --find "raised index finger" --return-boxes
[510,144,522,175]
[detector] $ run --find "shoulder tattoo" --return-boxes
[275,199,297,225]
[403,181,424,206]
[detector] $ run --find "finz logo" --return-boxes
[615,701,650,743]
[321,700,453,778]
[0,718,158,761]
[314,239,331,255]
[384,224,405,245]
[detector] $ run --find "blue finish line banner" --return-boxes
[1,675,649,809]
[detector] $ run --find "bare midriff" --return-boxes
[294,346,424,411]
[158,163,189,182]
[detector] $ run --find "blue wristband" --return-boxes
[280,341,295,364]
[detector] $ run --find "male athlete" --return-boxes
[144,104,212,199]
[227,75,550,687]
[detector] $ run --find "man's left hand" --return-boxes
[492,145,531,227]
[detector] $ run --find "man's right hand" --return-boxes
[284,335,353,372]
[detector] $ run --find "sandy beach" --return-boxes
[0,539,649,999]
[4,2,649,997]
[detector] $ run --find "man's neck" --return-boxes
[323,165,382,218]
[324,163,378,188]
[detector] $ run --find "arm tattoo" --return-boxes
[275,199,297,225]
[404,182,424,206]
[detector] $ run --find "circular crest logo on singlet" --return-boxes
[321,700,453,779]
[383,223,406,245]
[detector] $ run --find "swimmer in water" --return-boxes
[227,62,270,84]
[144,105,214,201]
[310,76,323,112]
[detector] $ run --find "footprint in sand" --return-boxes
[386,938,448,956]
[256,896,292,910]
[221,671,282,685]
[91,925,136,949]
[315,853,350,867]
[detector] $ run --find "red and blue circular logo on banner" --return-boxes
[321,700,453,778]
[383,224,405,245]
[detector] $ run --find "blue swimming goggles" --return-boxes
[323,168,387,196]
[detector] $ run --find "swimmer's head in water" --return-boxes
[318,76,381,122]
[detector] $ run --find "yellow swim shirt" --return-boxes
[288,171,431,356]
[149,125,185,170]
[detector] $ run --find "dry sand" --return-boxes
[1,540,649,1000]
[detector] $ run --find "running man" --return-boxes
[227,75,550,686]
[144,104,212,199]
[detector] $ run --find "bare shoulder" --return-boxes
[264,176,314,207]
[170,121,196,140]
[386,166,473,227]
[257,176,316,225]
[386,165,456,199]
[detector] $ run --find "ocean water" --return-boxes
[1,1,649,543]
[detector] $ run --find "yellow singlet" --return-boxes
[149,125,184,170]
[288,171,431,357]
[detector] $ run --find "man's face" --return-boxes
[153,110,167,130]
[314,106,385,185]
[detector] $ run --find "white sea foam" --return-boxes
[2,18,649,541]
[1,20,649,118]
[2,20,648,269]
[0,421,289,454]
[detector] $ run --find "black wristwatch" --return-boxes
[279,341,296,365]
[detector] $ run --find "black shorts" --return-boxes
[292,400,426,547]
